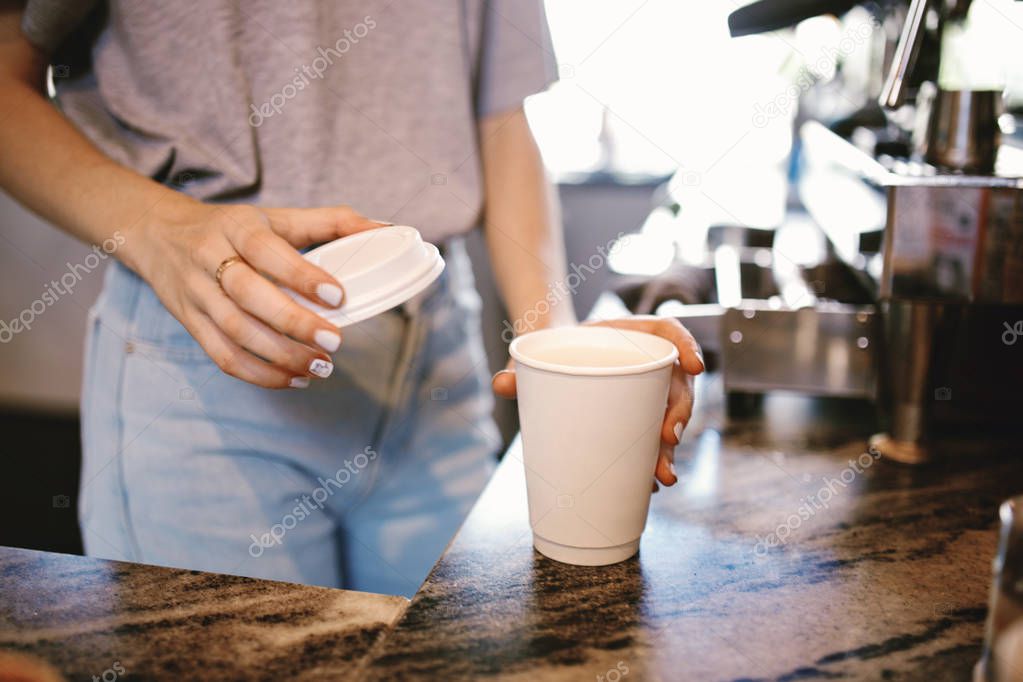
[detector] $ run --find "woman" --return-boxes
[0,0,703,596]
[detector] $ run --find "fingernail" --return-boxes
[314,329,341,353]
[694,350,706,372]
[371,219,394,227]
[317,283,344,307]
[308,358,334,378]
[290,377,310,389]
[673,421,684,443]
[669,462,678,480]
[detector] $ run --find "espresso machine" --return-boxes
[620,0,1023,463]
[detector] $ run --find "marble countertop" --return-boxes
[2,374,1019,681]
[0,546,407,681]
[361,374,1023,681]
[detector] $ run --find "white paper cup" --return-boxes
[510,326,678,565]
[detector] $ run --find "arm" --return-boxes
[0,3,380,388]
[0,4,186,268]
[479,107,705,487]
[477,107,577,335]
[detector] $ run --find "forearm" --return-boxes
[0,11,196,275]
[478,108,576,333]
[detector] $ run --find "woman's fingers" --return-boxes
[651,317,704,376]
[262,205,388,248]
[143,203,372,390]
[661,363,696,445]
[216,259,342,367]
[492,356,517,398]
[491,369,517,398]
[197,277,334,379]
[187,310,304,389]
[590,316,704,376]
[655,441,678,486]
[218,206,345,308]
[657,364,694,486]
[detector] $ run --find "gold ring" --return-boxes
[214,256,244,292]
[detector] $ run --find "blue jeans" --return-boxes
[79,241,498,597]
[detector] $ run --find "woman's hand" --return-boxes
[492,316,704,488]
[128,200,385,388]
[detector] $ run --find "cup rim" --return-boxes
[509,326,678,376]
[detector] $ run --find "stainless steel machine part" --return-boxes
[801,121,1023,305]
[721,303,878,399]
[975,496,1023,681]
[870,300,938,463]
[801,121,1023,461]
[922,89,1002,174]
[879,0,931,109]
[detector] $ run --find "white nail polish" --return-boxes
[314,329,341,353]
[673,421,684,443]
[290,377,310,389]
[309,358,333,378]
[316,283,344,307]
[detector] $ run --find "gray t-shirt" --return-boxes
[22,0,556,242]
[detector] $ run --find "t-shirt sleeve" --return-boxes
[21,0,98,52]
[476,0,557,118]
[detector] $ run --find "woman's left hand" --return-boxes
[492,316,704,488]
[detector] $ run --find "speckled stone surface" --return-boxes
[0,547,407,680]
[362,374,1023,681]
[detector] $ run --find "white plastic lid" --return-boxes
[288,225,445,327]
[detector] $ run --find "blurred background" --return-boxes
[4,0,1023,554]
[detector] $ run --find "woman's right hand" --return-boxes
[126,199,386,388]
